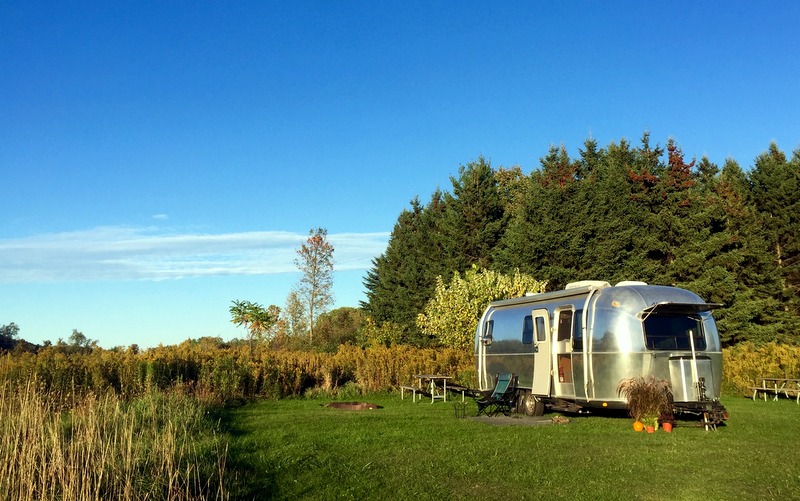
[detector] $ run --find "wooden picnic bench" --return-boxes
[749,377,800,404]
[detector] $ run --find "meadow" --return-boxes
[1,342,799,500]
[223,394,800,501]
[0,380,228,501]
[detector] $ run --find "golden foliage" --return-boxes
[0,342,474,402]
[722,342,800,395]
[3,340,797,402]
[416,266,547,349]
[0,380,228,500]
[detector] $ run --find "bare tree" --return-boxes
[294,227,334,342]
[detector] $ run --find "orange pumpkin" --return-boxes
[632,421,644,432]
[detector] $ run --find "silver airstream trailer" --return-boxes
[475,281,728,422]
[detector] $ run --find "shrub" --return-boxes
[723,342,800,395]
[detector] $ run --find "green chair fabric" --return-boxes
[476,373,517,416]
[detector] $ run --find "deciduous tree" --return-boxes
[0,322,20,339]
[294,228,335,342]
[417,266,547,350]
[282,290,308,337]
[229,299,278,354]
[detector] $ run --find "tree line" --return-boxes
[362,133,800,346]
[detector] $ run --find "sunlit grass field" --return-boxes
[223,394,800,501]
[0,381,228,501]
[3,380,798,501]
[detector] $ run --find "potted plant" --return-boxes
[617,375,673,433]
[642,416,658,433]
[659,405,676,432]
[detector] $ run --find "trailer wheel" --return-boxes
[522,393,545,416]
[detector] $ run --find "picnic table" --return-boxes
[400,374,453,403]
[415,374,452,403]
[749,378,800,403]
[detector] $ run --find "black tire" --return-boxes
[522,393,545,416]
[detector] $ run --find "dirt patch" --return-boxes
[467,414,566,426]
[326,402,381,411]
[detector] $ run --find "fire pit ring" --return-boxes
[326,402,380,411]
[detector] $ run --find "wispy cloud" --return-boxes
[0,227,389,283]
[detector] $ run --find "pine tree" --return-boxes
[440,156,506,272]
[580,139,642,283]
[494,145,582,288]
[748,144,800,339]
[626,133,671,283]
[365,135,800,347]
[361,194,449,344]
[707,159,787,344]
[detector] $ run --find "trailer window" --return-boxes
[643,315,706,351]
[522,315,533,344]
[557,310,572,342]
[535,316,546,342]
[572,309,583,351]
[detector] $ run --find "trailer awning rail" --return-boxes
[638,302,723,321]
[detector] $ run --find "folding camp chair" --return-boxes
[475,373,518,416]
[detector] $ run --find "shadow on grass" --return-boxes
[210,402,282,501]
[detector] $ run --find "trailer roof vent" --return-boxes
[615,281,648,287]
[565,280,610,290]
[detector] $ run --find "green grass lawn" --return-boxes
[222,394,800,501]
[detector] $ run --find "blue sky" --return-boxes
[2,2,799,348]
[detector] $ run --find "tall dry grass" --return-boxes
[0,380,229,501]
[0,344,475,402]
[4,341,796,404]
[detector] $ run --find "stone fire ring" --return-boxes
[326,402,380,410]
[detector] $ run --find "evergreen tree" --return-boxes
[494,165,527,218]
[494,145,580,288]
[361,193,449,345]
[620,133,664,283]
[364,135,800,347]
[580,139,643,282]
[748,144,800,339]
[698,159,789,344]
[440,156,506,272]
[695,156,720,192]
[652,139,699,284]
[576,137,602,181]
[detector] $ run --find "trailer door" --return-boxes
[532,308,551,396]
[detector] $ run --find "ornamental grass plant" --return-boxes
[617,375,673,428]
